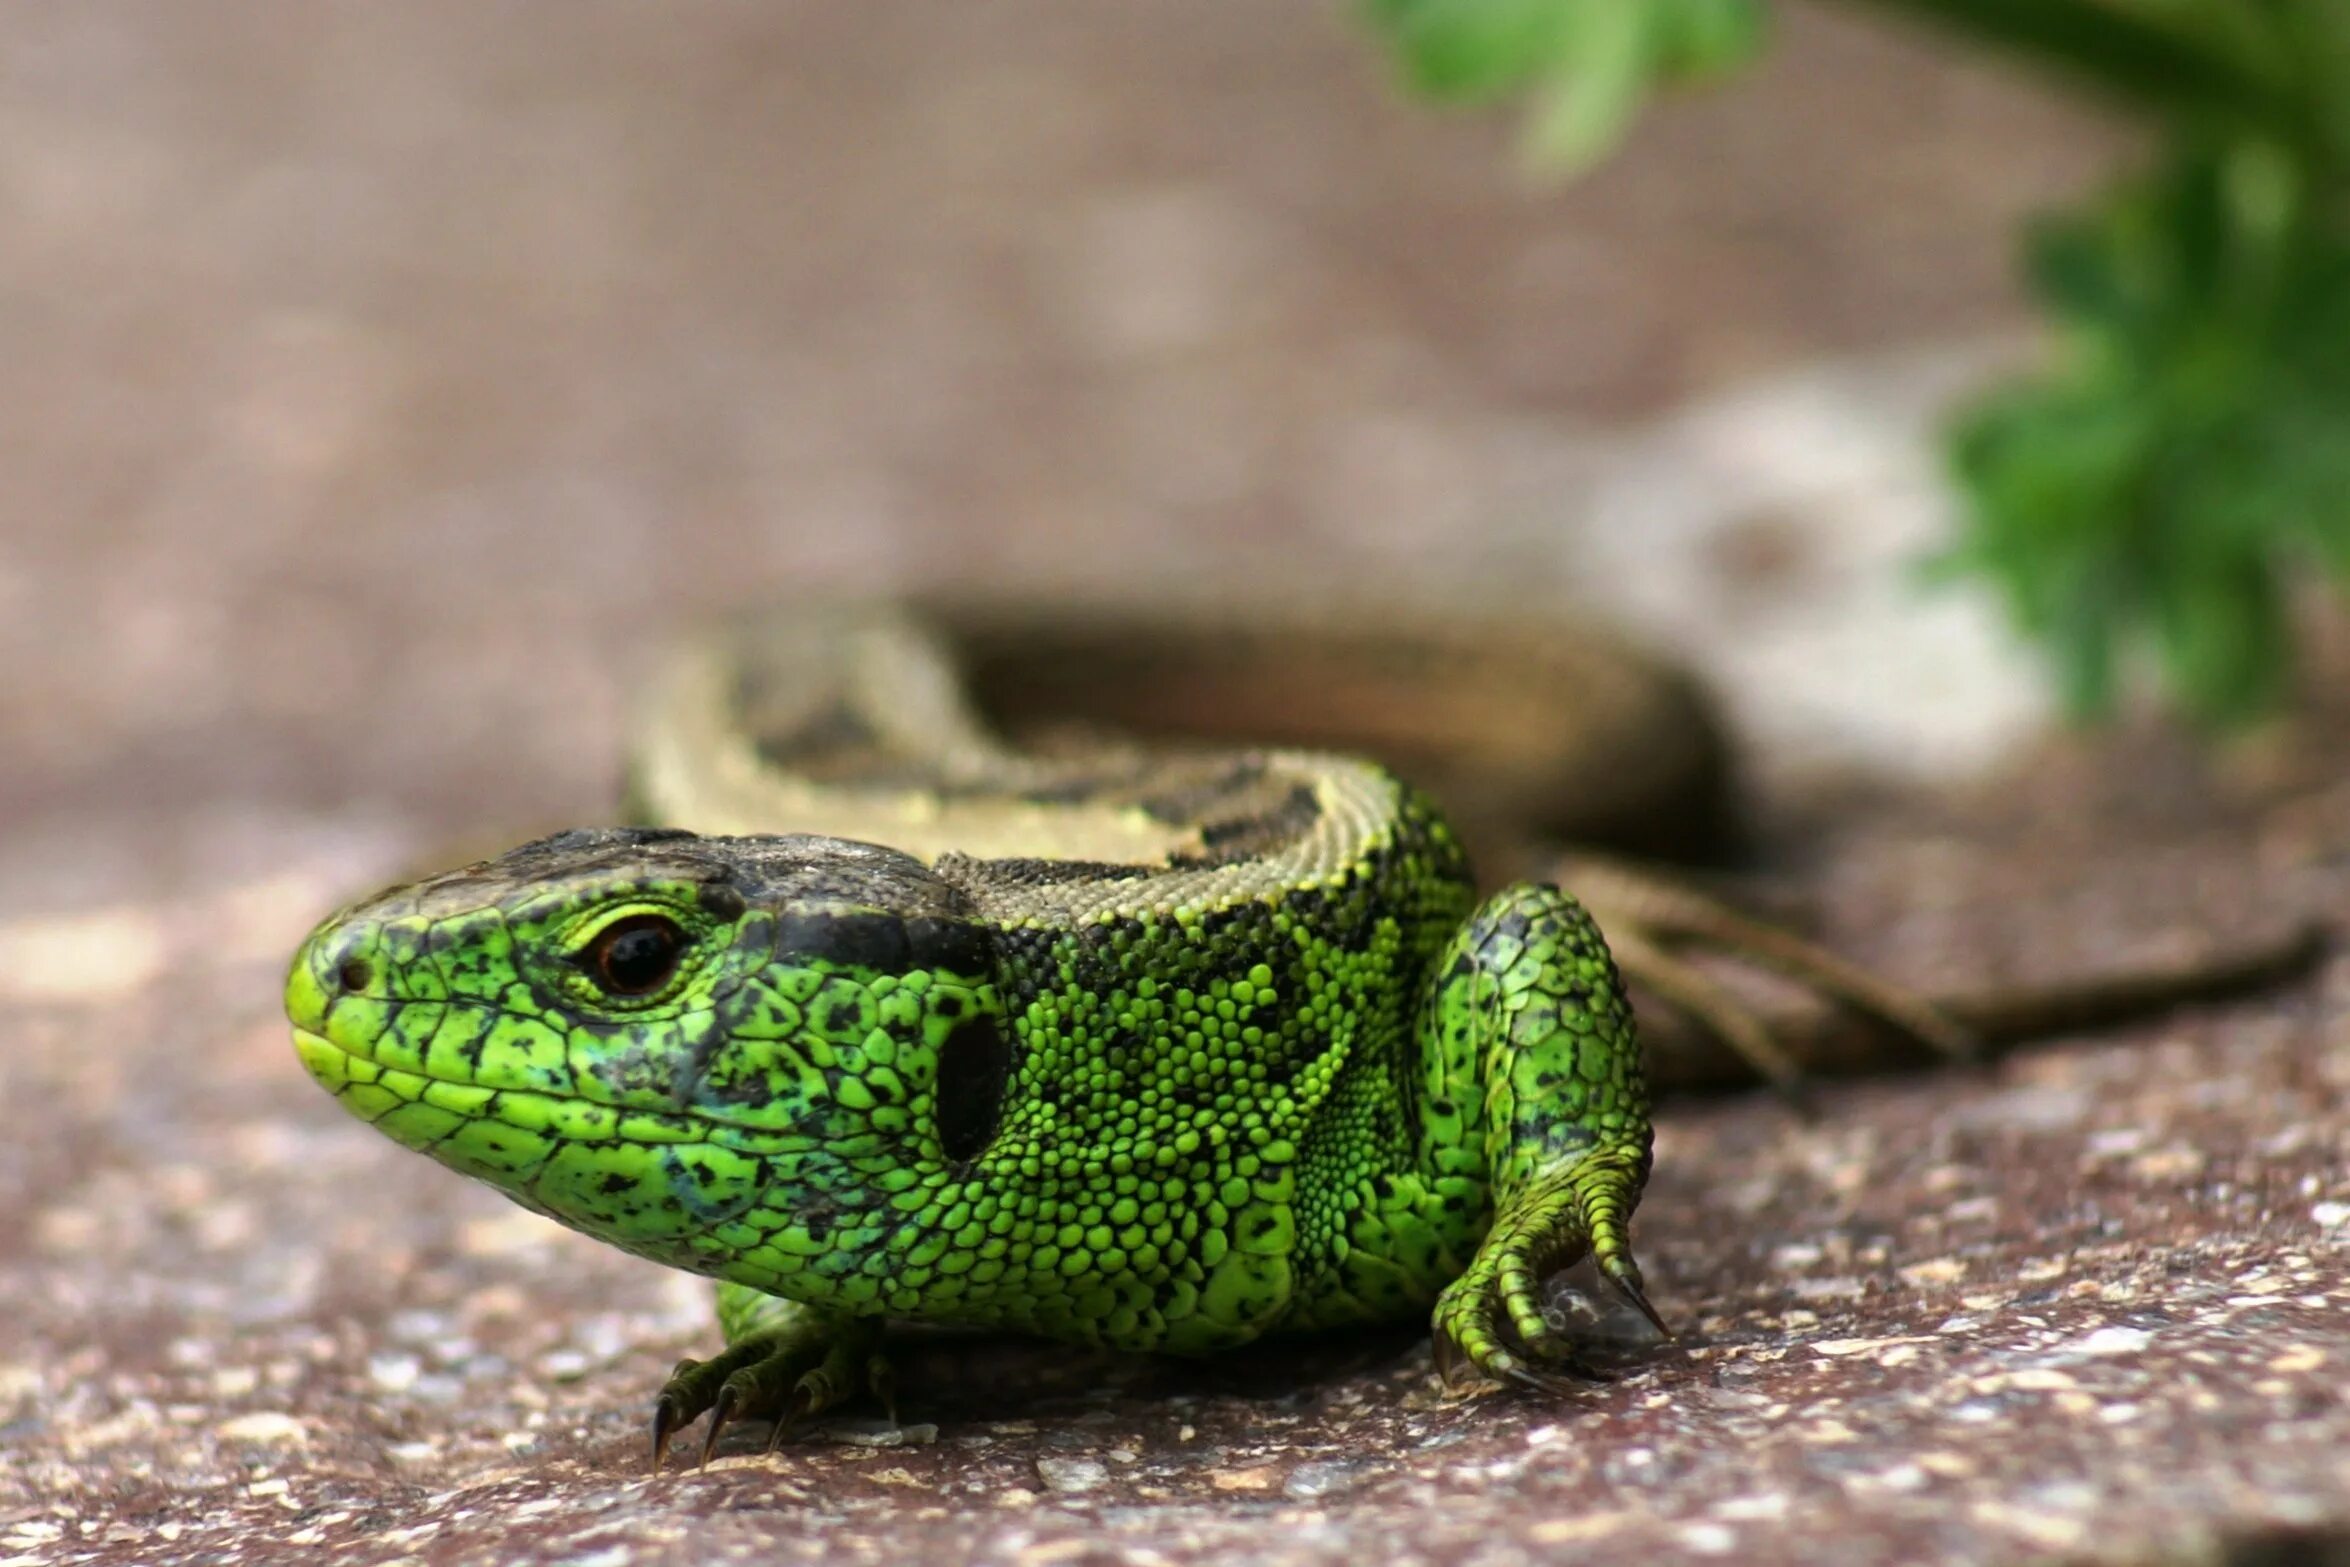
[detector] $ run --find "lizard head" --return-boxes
[285,827,1013,1265]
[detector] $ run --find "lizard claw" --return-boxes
[650,1395,683,1476]
[762,1384,817,1454]
[697,1383,740,1470]
[1605,1261,1673,1342]
[867,1354,899,1431]
[1505,1356,1610,1395]
[1431,1326,1465,1390]
[649,1356,705,1476]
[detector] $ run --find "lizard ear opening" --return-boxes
[934,1015,1012,1164]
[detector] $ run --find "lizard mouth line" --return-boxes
[289,1024,828,1157]
[290,1025,355,1072]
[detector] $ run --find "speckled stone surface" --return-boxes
[6,6,2348,1565]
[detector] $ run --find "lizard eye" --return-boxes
[581,913,689,997]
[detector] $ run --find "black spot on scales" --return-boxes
[770,910,995,979]
[906,915,993,978]
[776,911,910,973]
[696,879,748,921]
[935,1015,1013,1165]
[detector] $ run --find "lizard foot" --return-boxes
[1430,1147,1665,1392]
[1557,851,1979,1096]
[649,1315,888,1473]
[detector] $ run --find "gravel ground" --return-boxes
[8,757,2348,1567]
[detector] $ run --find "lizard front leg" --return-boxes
[1421,883,1662,1389]
[651,1285,891,1472]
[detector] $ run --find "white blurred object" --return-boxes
[1566,343,2053,784]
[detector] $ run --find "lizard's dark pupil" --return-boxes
[588,915,686,996]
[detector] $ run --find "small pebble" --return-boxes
[1034,1456,1107,1493]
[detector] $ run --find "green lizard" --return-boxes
[281,603,2305,1470]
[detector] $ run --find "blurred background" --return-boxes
[2,0,2127,924]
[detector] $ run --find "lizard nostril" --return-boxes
[337,956,374,993]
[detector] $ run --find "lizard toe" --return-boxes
[1431,1263,1517,1389]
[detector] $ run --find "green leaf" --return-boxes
[1361,0,1767,171]
[1365,0,1580,101]
[1521,3,1648,172]
[1361,0,2350,726]
[1948,139,2350,723]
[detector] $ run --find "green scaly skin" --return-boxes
[286,786,1659,1466]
